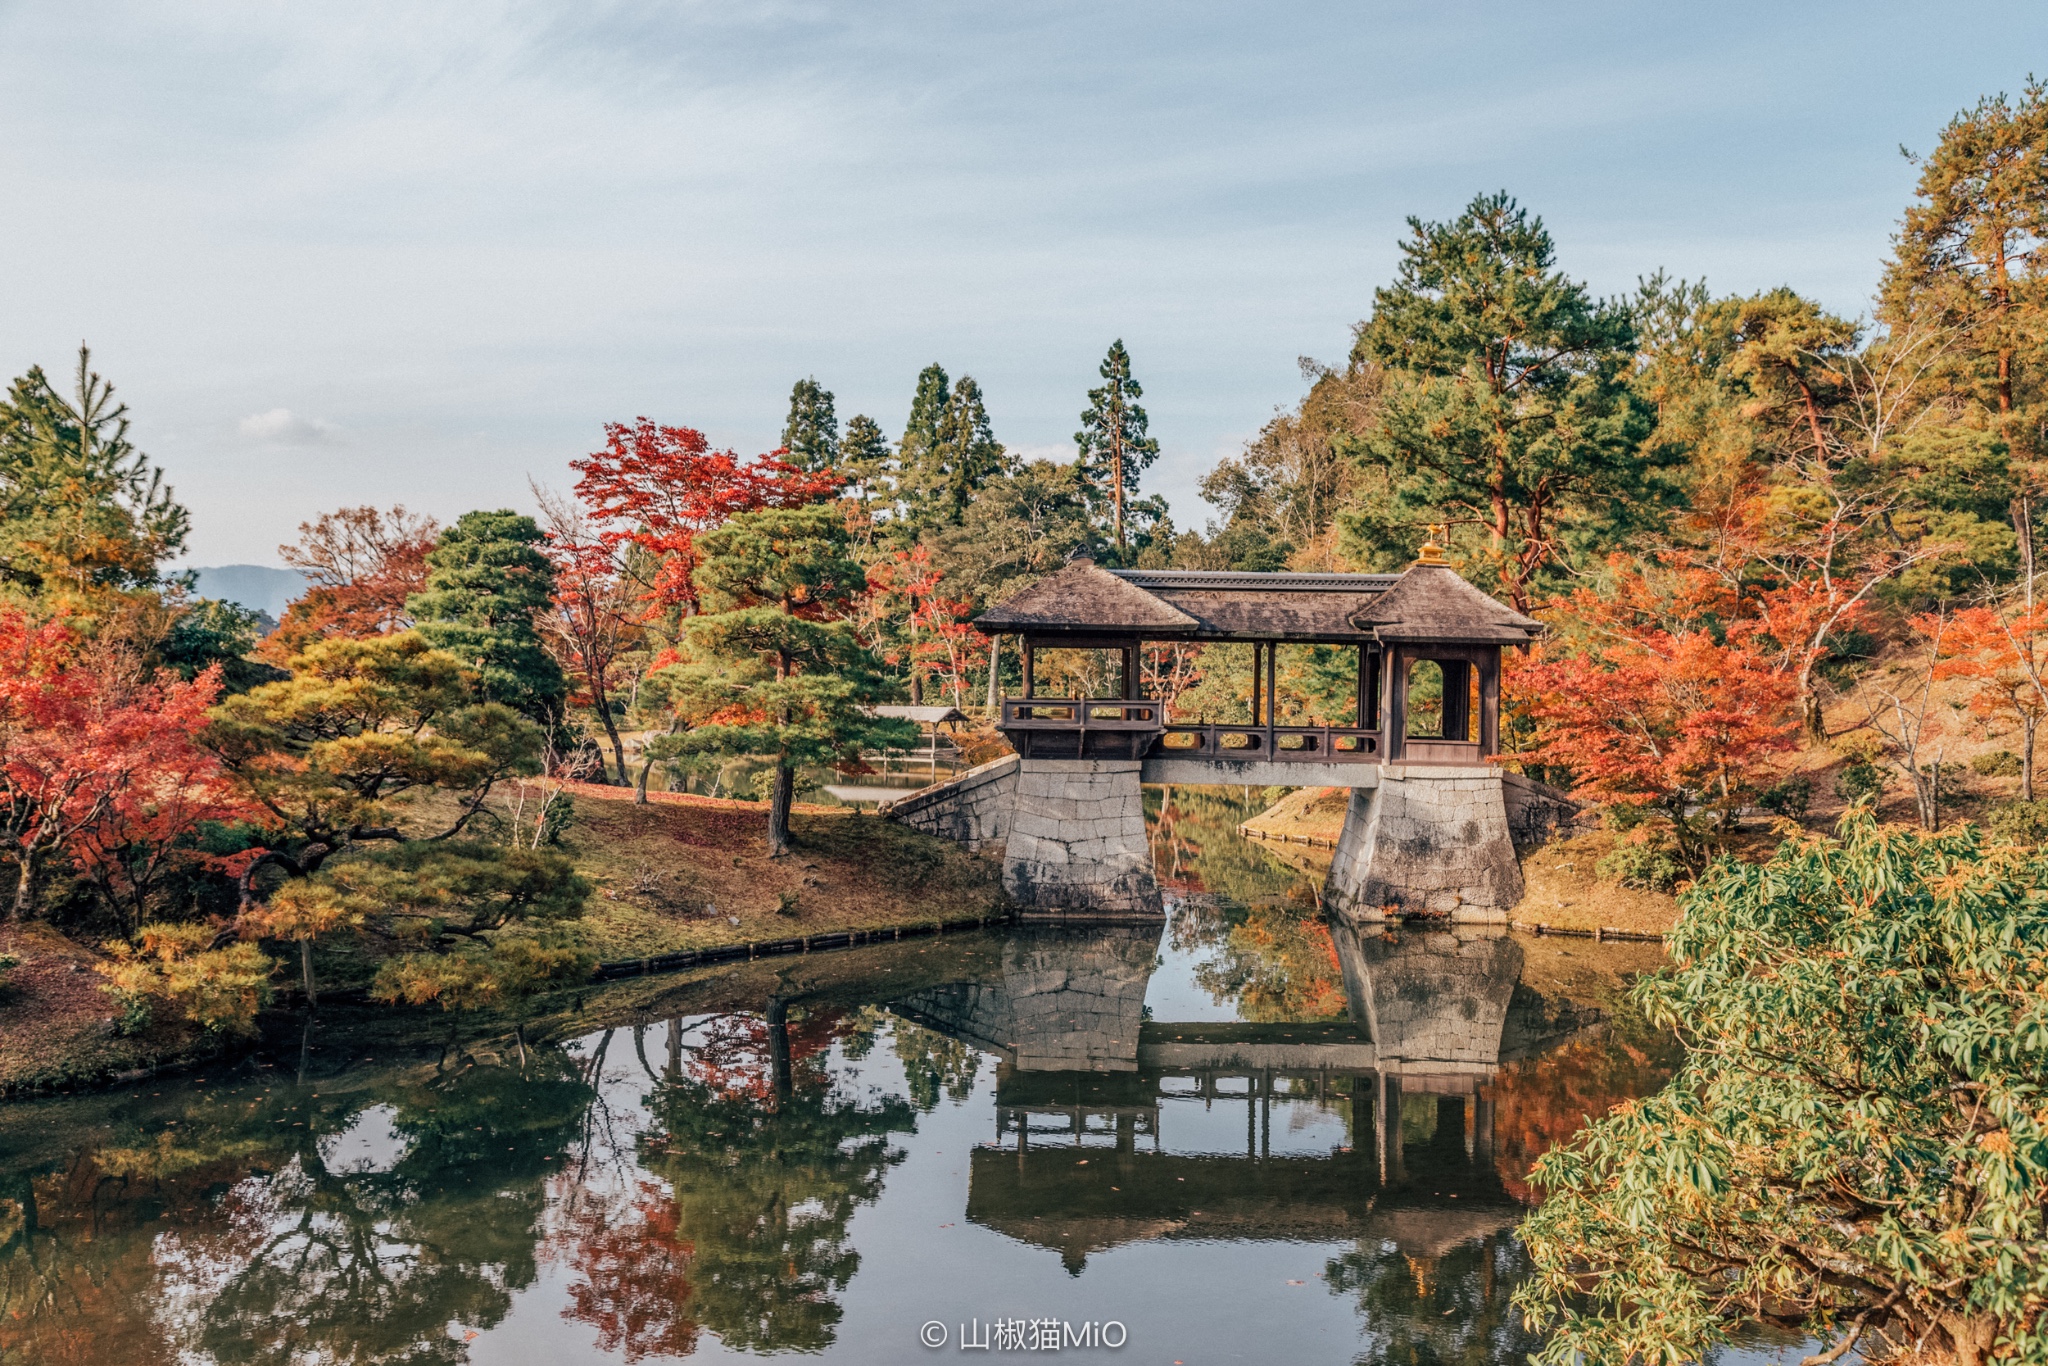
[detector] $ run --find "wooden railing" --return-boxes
[999,697,1164,733]
[997,698,1383,764]
[1154,723,1380,763]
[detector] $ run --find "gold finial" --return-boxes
[1415,523,1449,567]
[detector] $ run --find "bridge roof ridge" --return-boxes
[1108,569,1402,591]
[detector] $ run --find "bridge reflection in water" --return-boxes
[887,922,1606,1274]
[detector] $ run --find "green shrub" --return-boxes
[1833,759,1884,804]
[1756,775,1812,818]
[1989,799,2048,848]
[1595,838,1684,893]
[0,952,17,985]
[1518,815,2048,1364]
[1973,749,2024,778]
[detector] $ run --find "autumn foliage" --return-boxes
[267,504,437,656]
[1514,558,1798,869]
[569,419,844,616]
[0,612,252,925]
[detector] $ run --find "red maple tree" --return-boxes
[569,420,844,617]
[1514,558,1798,870]
[0,614,254,925]
[268,504,438,655]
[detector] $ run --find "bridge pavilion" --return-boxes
[882,545,1573,921]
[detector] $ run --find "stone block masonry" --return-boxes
[1325,766,1524,923]
[1000,759,1162,917]
[876,754,1018,853]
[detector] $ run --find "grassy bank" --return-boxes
[0,784,1007,1095]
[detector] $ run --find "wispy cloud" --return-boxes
[239,408,338,445]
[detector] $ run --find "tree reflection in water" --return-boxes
[0,910,1687,1366]
[557,1003,920,1358]
[1,1047,596,1366]
[1326,1233,1540,1366]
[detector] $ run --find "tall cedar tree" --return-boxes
[839,414,893,517]
[1351,193,1655,610]
[406,510,567,725]
[893,366,1009,533]
[781,378,840,472]
[1075,339,1162,557]
[657,504,916,855]
[0,346,188,615]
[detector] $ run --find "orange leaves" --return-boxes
[1515,560,1797,840]
[0,613,258,924]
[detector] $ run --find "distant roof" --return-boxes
[871,705,967,724]
[974,559,1537,645]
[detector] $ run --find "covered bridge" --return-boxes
[973,549,1540,768]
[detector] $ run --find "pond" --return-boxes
[0,797,1772,1366]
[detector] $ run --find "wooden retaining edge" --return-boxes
[1508,919,1670,943]
[1236,825,1340,850]
[587,910,1018,982]
[275,911,1021,1005]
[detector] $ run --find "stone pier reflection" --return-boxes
[887,922,1611,1272]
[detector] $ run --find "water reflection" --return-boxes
[0,907,1676,1365]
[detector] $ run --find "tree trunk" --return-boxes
[768,761,795,856]
[2027,714,2038,803]
[1804,687,1826,745]
[635,753,656,805]
[300,937,319,1009]
[592,676,630,785]
[986,635,1001,714]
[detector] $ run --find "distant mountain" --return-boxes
[186,565,309,619]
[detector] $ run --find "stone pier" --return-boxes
[1000,759,1162,917]
[1324,766,1524,923]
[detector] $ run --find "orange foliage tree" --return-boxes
[0,613,251,925]
[568,419,843,618]
[1933,598,2048,799]
[1516,559,1799,870]
[269,504,437,655]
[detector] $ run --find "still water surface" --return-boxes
[3,802,1737,1365]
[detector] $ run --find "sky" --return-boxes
[3,1,2046,568]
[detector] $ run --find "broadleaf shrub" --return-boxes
[1516,814,2048,1366]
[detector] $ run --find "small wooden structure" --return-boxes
[973,551,1539,767]
[871,704,967,776]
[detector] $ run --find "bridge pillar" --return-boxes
[1325,767,1524,922]
[1001,759,1162,917]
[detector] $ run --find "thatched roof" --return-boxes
[974,560,1538,645]
[973,559,1198,632]
[1348,564,1540,643]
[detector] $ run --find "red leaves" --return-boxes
[570,419,845,616]
[1515,560,1798,827]
[269,505,437,653]
[0,614,256,924]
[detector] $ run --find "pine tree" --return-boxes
[407,510,568,724]
[0,346,189,614]
[1351,192,1654,610]
[1074,339,1161,557]
[654,505,916,855]
[781,378,840,472]
[1881,80,2048,429]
